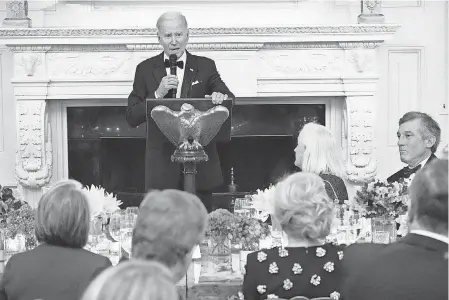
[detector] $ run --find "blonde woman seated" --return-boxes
[82,260,178,300]
[243,173,343,300]
[0,180,112,300]
[294,123,348,203]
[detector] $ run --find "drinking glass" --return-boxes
[120,213,136,257]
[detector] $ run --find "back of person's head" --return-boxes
[399,111,441,153]
[296,122,345,178]
[81,260,178,300]
[274,172,334,242]
[132,189,207,273]
[35,179,90,248]
[409,159,448,235]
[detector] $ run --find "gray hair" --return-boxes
[156,11,188,32]
[81,260,178,300]
[399,111,441,153]
[35,179,90,248]
[409,159,448,234]
[296,123,346,178]
[274,172,334,242]
[132,189,207,267]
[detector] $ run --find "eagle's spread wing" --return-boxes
[197,105,230,146]
[150,105,181,146]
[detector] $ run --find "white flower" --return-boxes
[257,251,267,262]
[330,291,341,299]
[324,261,335,272]
[257,285,266,294]
[292,263,303,275]
[267,294,278,299]
[251,184,277,215]
[337,251,344,260]
[83,185,123,217]
[269,262,279,274]
[316,247,326,257]
[283,279,293,290]
[278,247,289,257]
[310,274,321,286]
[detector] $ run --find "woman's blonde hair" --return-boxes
[296,123,345,178]
[82,260,178,300]
[274,172,334,242]
[35,179,90,248]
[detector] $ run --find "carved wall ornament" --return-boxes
[20,54,41,76]
[47,53,133,78]
[0,25,401,37]
[15,101,52,188]
[345,96,377,183]
[348,49,375,73]
[260,51,343,75]
[9,45,51,52]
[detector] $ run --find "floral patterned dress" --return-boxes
[242,244,344,300]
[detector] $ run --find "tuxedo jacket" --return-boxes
[387,153,438,183]
[127,51,234,191]
[344,234,448,300]
[0,243,112,300]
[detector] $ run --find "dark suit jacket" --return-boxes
[0,243,112,300]
[387,153,437,183]
[344,233,448,300]
[127,51,234,191]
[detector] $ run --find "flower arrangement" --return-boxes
[82,185,123,218]
[205,209,237,255]
[205,209,236,240]
[230,216,271,251]
[353,178,410,218]
[0,185,37,249]
[250,184,277,218]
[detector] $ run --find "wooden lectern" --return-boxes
[146,98,233,195]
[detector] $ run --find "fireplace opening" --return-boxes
[67,103,326,207]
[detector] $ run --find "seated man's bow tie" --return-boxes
[402,164,421,177]
[164,59,184,69]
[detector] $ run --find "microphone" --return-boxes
[169,54,178,98]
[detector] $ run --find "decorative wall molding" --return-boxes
[9,46,51,52]
[0,24,400,37]
[47,52,133,78]
[8,41,384,53]
[345,95,377,182]
[15,100,53,188]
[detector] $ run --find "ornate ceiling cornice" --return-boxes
[0,24,400,37]
[8,41,383,52]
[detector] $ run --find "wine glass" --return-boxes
[120,213,136,258]
[108,211,121,243]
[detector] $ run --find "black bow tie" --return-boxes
[402,164,421,178]
[164,59,184,69]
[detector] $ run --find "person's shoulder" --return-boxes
[189,53,216,65]
[320,173,344,183]
[136,54,161,68]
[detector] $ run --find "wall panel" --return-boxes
[387,47,424,146]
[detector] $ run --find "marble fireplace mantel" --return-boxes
[0,24,399,206]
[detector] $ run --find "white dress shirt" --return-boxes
[155,52,187,98]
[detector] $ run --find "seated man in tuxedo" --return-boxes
[126,11,234,209]
[345,159,448,300]
[387,111,441,183]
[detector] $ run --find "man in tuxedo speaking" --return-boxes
[126,11,234,210]
[387,111,441,183]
